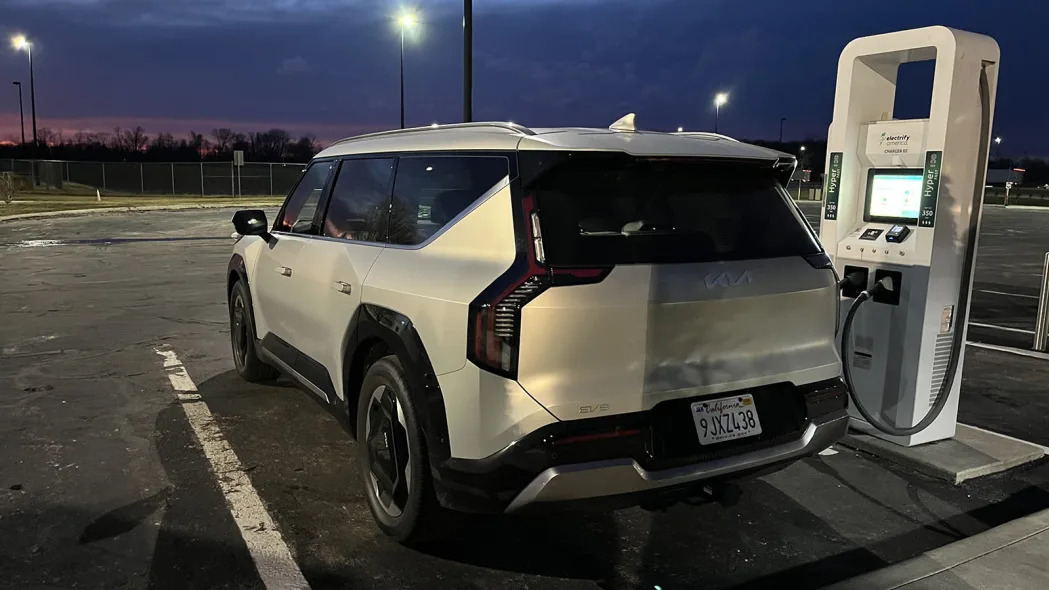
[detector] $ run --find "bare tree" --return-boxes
[212,128,236,153]
[113,126,149,153]
[187,131,209,157]
[37,127,59,146]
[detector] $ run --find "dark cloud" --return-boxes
[1,0,1047,154]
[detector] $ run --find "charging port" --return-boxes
[873,269,902,305]
[841,265,868,298]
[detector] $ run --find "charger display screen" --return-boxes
[864,169,923,223]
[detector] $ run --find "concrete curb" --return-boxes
[825,508,1049,589]
[0,202,280,223]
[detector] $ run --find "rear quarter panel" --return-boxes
[362,183,516,376]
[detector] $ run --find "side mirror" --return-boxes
[232,209,272,241]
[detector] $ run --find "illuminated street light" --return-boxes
[714,92,728,133]
[677,126,684,132]
[994,136,1002,158]
[10,34,36,147]
[800,145,806,151]
[396,11,419,129]
[398,13,417,28]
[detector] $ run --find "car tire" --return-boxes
[357,354,450,545]
[229,280,279,382]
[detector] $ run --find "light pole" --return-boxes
[397,12,417,129]
[994,136,1002,159]
[11,35,36,147]
[779,117,786,142]
[12,81,24,146]
[463,0,472,123]
[714,92,728,133]
[797,145,807,199]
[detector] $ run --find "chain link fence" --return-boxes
[0,159,307,197]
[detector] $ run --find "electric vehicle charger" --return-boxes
[836,65,992,437]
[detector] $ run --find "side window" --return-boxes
[323,158,396,242]
[388,156,509,246]
[274,162,334,234]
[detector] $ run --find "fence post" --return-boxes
[1035,252,1049,352]
[231,162,235,197]
[200,162,205,196]
[140,163,145,194]
[101,162,106,190]
[269,163,274,196]
[171,163,175,195]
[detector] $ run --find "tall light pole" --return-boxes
[11,35,36,147]
[397,12,417,129]
[463,0,472,122]
[779,117,786,143]
[994,136,1002,159]
[12,81,25,146]
[797,146,807,199]
[714,92,728,133]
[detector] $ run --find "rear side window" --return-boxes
[323,158,396,242]
[275,162,333,234]
[388,156,509,245]
[530,155,821,266]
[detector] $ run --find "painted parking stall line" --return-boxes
[154,345,310,590]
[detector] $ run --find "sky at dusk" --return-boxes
[1,0,1048,155]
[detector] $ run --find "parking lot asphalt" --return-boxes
[2,207,1048,589]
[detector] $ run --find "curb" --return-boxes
[0,202,280,223]
[825,507,1049,589]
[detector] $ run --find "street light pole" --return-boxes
[779,117,786,143]
[399,27,405,129]
[463,0,473,123]
[26,42,36,147]
[12,81,25,146]
[396,13,417,129]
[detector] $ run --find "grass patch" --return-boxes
[2,194,284,216]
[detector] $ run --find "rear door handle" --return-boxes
[332,281,352,294]
[276,266,292,277]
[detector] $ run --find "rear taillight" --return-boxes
[467,194,548,378]
[467,193,613,379]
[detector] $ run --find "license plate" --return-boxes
[691,394,763,445]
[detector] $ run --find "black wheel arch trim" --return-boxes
[346,304,452,462]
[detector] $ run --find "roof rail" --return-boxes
[672,131,740,142]
[332,121,535,146]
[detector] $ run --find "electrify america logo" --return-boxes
[879,132,912,153]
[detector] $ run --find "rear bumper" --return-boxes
[504,410,848,512]
[431,378,849,514]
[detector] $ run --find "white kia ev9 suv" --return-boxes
[227,120,848,543]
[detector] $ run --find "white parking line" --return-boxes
[154,346,309,590]
[969,322,1036,335]
[967,341,1049,361]
[978,289,1040,300]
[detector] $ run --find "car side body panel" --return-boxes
[292,238,384,402]
[362,180,516,376]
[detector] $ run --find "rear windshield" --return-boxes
[529,155,821,266]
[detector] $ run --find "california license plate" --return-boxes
[691,394,763,445]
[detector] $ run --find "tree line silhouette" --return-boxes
[0,127,321,163]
